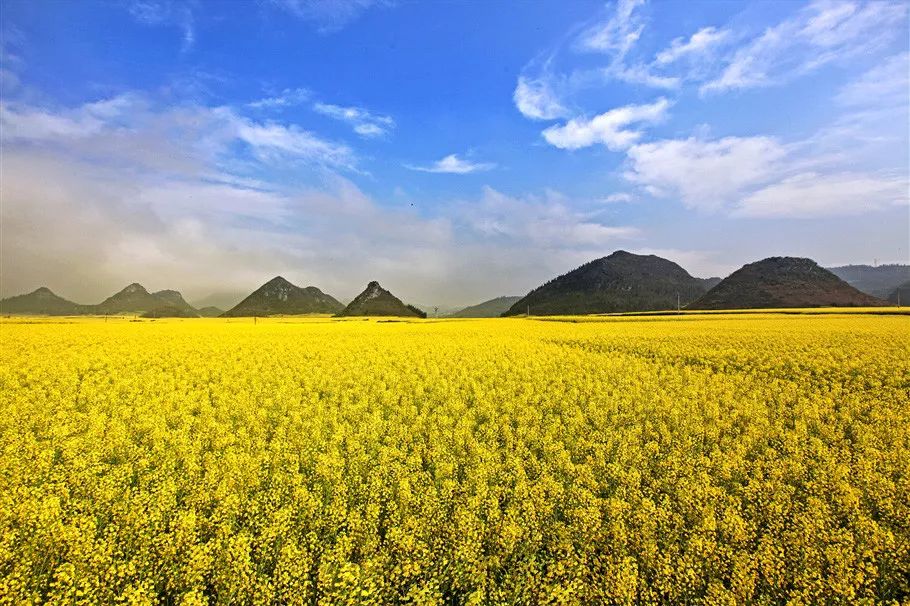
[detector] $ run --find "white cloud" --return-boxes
[225,113,356,169]
[542,97,670,151]
[128,1,195,52]
[0,94,140,141]
[312,102,395,137]
[0,125,641,308]
[405,154,496,174]
[624,135,788,211]
[247,88,311,109]
[513,75,567,120]
[602,192,635,204]
[624,125,909,219]
[576,0,645,58]
[734,172,909,218]
[655,26,729,65]
[610,65,680,89]
[701,0,907,94]
[836,52,910,107]
[464,187,639,248]
[271,0,388,33]
[574,0,682,91]
[1,95,357,172]
[0,104,106,140]
[0,145,459,305]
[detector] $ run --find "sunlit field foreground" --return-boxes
[1,314,908,605]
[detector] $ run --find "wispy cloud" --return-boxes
[513,74,567,120]
[515,0,907,122]
[226,111,356,169]
[542,98,671,151]
[312,102,395,137]
[128,1,196,52]
[0,95,141,141]
[836,52,909,107]
[575,0,644,59]
[623,130,909,218]
[0,95,357,172]
[247,88,311,109]
[655,26,729,65]
[271,0,390,33]
[513,0,669,120]
[602,192,635,204]
[700,0,907,95]
[464,186,639,248]
[405,154,495,174]
[734,171,909,218]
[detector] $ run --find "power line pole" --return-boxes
[677,292,680,312]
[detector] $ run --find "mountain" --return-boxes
[689,257,887,310]
[191,290,248,311]
[447,296,522,318]
[0,287,84,315]
[887,281,910,305]
[503,251,709,316]
[95,283,180,314]
[222,276,343,316]
[698,277,722,291]
[196,306,224,317]
[152,290,196,312]
[337,281,426,317]
[412,303,462,317]
[827,264,910,299]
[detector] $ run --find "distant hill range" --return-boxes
[95,284,196,315]
[3,257,904,317]
[698,277,723,291]
[0,284,201,316]
[827,264,910,299]
[191,291,247,311]
[888,281,910,305]
[412,303,462,317]
[503,250,710,316]
[689,257,886,309]
[0,287,85,315]
[338,281,426,317]
[150,289,197,312]
[448,296,522,318]
[196,306,224,317]
[222,276,343,317]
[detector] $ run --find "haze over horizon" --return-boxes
[1,0,908,307]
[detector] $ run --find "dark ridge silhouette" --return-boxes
[338,281,425,317]
[448,296,522,318]
[503,250,709,316]
[222,276,343,317]
[0,287,84,315]
[689,257,888,309]
[827,264,910,299]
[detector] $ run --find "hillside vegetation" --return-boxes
[504,251,708,316]
[338,281,426,317]
[690,257,885,309]
[447,296,521,318]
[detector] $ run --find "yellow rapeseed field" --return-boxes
[0,314,908,605]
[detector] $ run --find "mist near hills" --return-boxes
[2,254,905,317]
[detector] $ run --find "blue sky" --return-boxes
[1,0,908,307]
